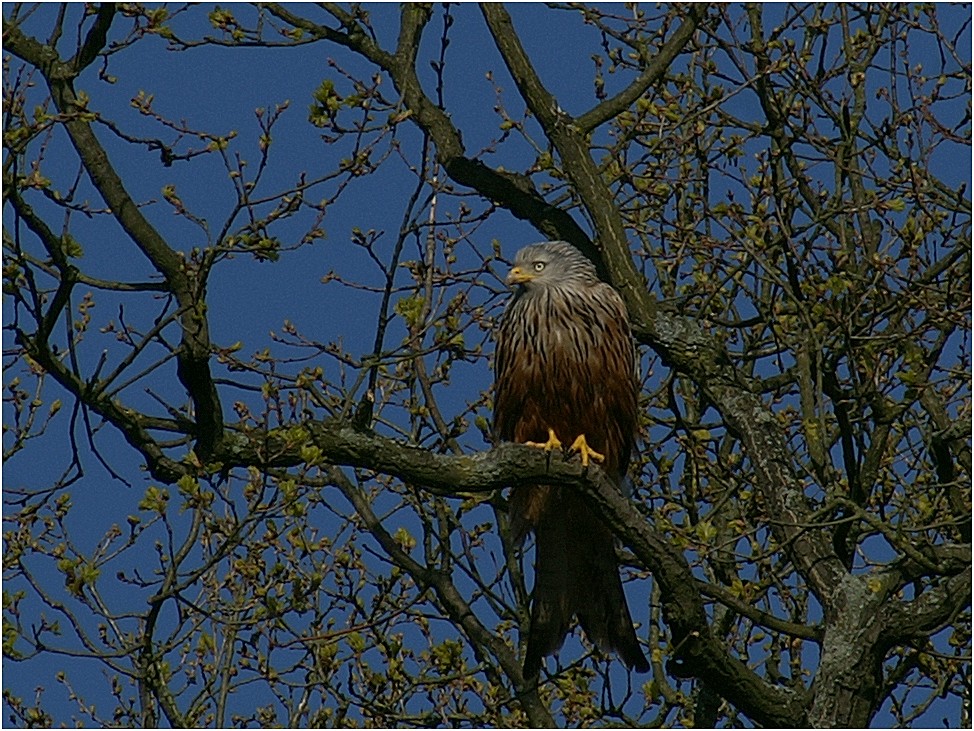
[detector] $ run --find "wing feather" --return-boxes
[494,272,648,675]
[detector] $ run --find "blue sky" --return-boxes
[3,3,970,727]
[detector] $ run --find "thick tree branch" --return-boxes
[696,580,821,642]
[70,2,115,72]
[569,456,810,726]
[649,314,847,598]
[480,3,645,304]
[883,572,973,644]
[218,419,809,727]
[261,2,600,270]
[479,3,844,608]
[4,19,225,460]
[390,4,602,268]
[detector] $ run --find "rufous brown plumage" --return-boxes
[493,240,649,678]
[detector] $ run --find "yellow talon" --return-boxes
[525,428,563,453]
[568,434,605,468]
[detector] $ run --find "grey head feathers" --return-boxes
[505,241,599,290]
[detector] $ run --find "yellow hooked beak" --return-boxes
[506,266,535,286]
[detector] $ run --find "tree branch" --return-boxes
[324,464,555,728]
[883,571,972,644]
[576,6,706,133]
[15,330,188,483]
[479,2,653,313]
[70,2,115,72]
[261,2,600,269]
[4,19,225,461]
[219,419,809,727]
[479,1,844,608]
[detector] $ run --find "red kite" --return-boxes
[494,240,650,677]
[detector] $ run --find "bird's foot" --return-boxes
[525,428,563,454]
[567,434,605,468]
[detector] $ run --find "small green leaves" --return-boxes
[58,557,100,597]
[309,79,343,127]
[138,486,170,514]
[300,444,322,466]
[208,7,237,31]
[695,520,718,543]
[394,294,426,329]
[393,527,416,551]
[62,235,83,258]
[177,475,214,510]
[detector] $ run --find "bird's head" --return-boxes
[505,241,599,292]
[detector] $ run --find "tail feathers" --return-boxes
[573,513,650,674]
[522,572,573,678]
[522,504,574,678]
[575,562,650,673]
[522,488,649,677]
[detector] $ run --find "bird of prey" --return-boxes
[493,240,650,678]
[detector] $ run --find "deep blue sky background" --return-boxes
[3,5,622,725]
[3,3,970,728]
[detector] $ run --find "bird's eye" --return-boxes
[533,261,546,272]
